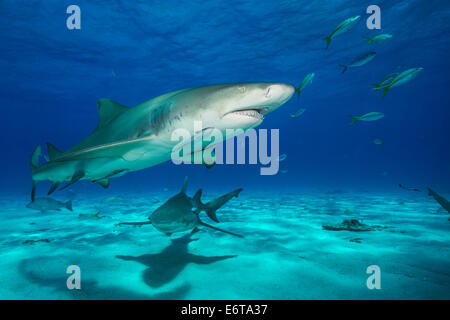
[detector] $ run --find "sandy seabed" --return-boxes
[0,189,449,299]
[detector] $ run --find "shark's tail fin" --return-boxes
[66,200,73,212]
[30,145,42,201]
[203,188,243,222]
[320,35,332,49]
[340,64,348,74]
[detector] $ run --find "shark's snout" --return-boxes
[265,83,295,103]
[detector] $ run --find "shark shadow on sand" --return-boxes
[18,256,190,299]
[116,233,237,288]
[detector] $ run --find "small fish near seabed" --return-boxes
[118,177,244,237]
[374,139,384,146]
[349,112,384,125]
[427,188,450,219]
[363,34,393,44]
[26,197,73,213]
[291,108,306,119]
[102,195,123,203]
[373,68,423,98]
[321,15,360,49]
[22,239,51,245]
[399,184,421,192]
[295,73,314,99]
[340,52,376,74]
[79,211,102,219]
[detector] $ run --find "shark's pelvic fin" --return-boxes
[46,142,63,161]
[60,170,85,190]
[96,99,129,129]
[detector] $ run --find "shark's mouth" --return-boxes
[223,107,269,121]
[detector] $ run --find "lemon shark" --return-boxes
[30,83,294,200]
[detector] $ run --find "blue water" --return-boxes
[0,0,449,299]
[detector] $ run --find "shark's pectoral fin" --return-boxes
[60,170,84,190]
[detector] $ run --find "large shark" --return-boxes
[30,82,294,200]
[118,177,243,237]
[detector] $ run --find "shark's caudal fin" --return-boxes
[203,188,243,222]
[320,35,332,49]
[349,115,359,125]
[340,64,348,74]
[198,221,243,238]
[66,200,73,211]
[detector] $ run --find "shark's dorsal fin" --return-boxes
[46,142,63,161]
[97,99,129,128]
[181,176,188,194]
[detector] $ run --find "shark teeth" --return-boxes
[231,109,264,120]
